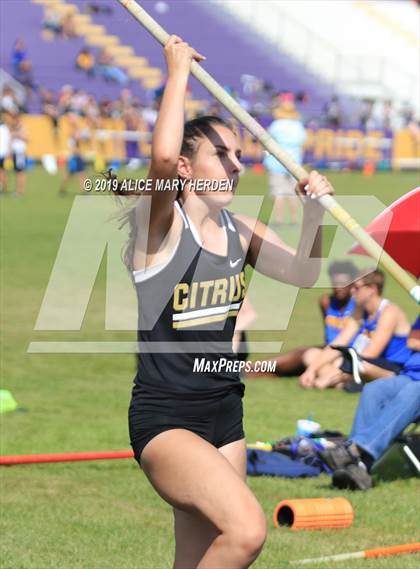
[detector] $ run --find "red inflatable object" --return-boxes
[350,187,420,278]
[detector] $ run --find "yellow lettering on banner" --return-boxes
[199,281,214,306]
[334,130,346,160]
[393,128,420,169]
[346,130,364,161]
[19,115,56,157]
[303,129,315,154]
[211,278,228,305]
[365,131,384,160]
[140,141,151,158]
[314,129,335,160]
[173,283,189,311]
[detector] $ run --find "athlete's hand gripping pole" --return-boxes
[117,0,419,305]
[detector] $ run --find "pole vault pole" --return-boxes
[288,542,420,565]
[117,0,419,305]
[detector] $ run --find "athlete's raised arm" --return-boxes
[235,170,335,287]
[147,35,204,232]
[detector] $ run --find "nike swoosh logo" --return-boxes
[229,258,242,268]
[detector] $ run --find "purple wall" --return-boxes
[0,0,141,108]
[1,0,335,113]
[71,0,333,109]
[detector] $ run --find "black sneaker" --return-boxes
[320,443,361,471]
[332,464,373,491]
[344,379,363,393]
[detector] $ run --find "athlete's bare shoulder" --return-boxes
[229,212,272,251]
[229,212,295,270]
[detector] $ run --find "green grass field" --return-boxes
[1,167,419,569]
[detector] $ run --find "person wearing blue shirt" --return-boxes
[321,315,420,490]
[263,93,306,225]
[246,261,357,378]
[300,269,412,389]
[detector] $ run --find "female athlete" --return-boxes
[126,35,335,569]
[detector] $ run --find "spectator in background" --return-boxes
[10,114,28,197]
[295,91,309,105]
[42,7,63,38]
[57,85,74,115]
[85,95,100,125]
[381,100,399,130]
[263,93,306,225]
[71,89,89,116]
[320,316,420,491]
[358,98,375,130]
[240,74,261,105]
[123,105,147,166]
[42,8,76,40]
[113,89,142,120]
[10,39,37,94]
[1,86,20,116]
[96,49,128,85]
[246,261,358,379]
[141,96,160,128]
[98,97,113,119]
[86,2,113,15]
[10,39,30,74]
[76,48,95,76]
[59,113,87,196]
[372,99,401,131]
[324,95,342,128]
[300,269,413,389]
[400,100,415,127]
[40,87,59,139]
[0,114,11,194]
[206,101,223,119]
[62,13,77,39]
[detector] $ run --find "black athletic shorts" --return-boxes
[12,152,26,172]
[128,386,245,466]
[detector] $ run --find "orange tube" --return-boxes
[273,497,353,530]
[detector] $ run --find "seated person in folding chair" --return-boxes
[299,269,412,390]
[320,315,420,490]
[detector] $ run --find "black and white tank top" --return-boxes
[132,200,246,398]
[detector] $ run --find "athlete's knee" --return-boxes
[302,347,321,367]
[226,505,267,560]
